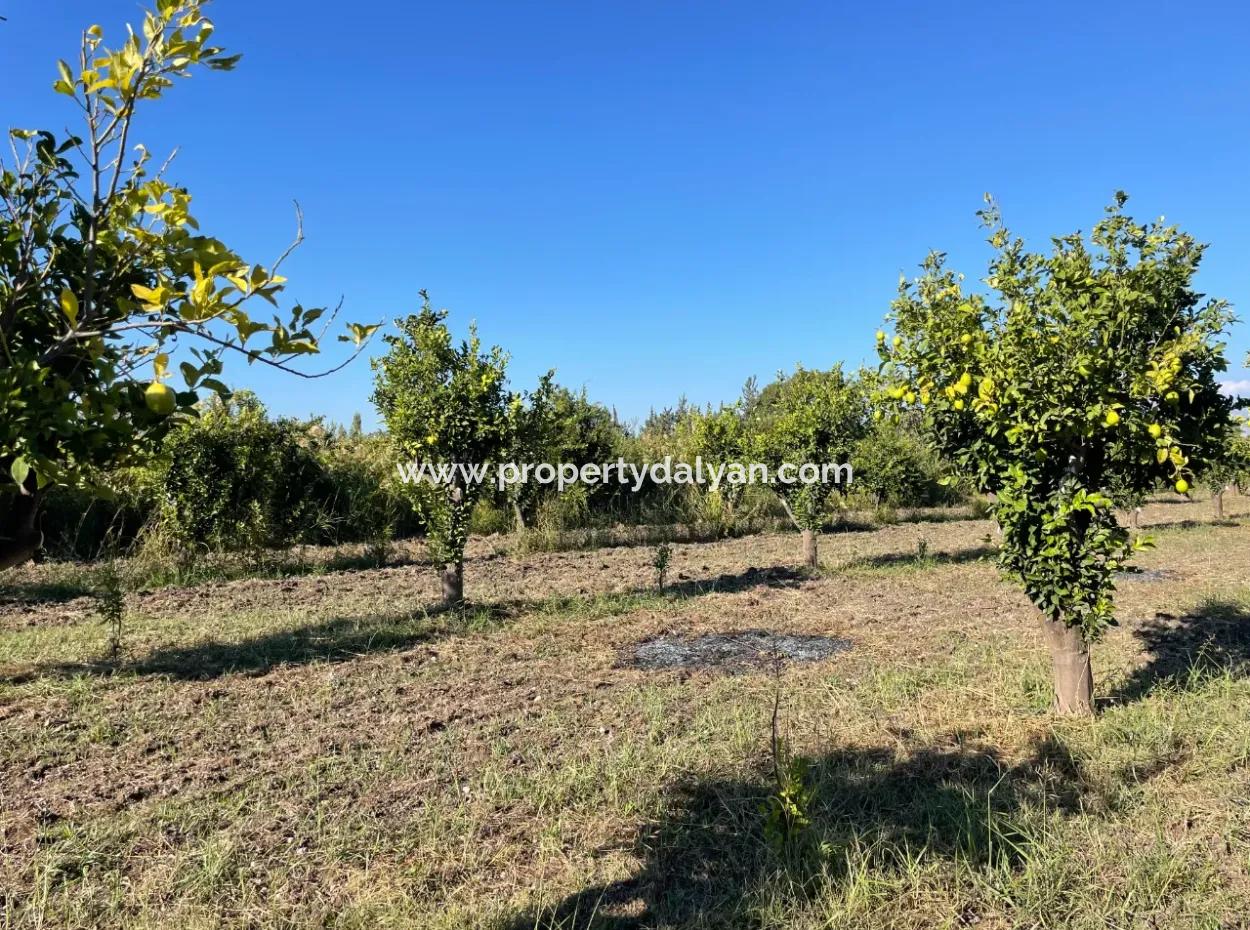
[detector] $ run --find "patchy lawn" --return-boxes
[2,495,1249,928]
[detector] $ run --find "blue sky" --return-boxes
[4,0,1249,428]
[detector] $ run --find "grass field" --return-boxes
[2,495,1249,928]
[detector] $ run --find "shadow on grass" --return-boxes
[0,608,457,685]
[661,565,808,599]
[1,565,809,684]
[837,544,996,573]
[1113,598,1250,703]
[500,734,1093,929]
[1140,517,1243,533]
[0,576,96,606]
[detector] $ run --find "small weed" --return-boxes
[92,560,127,662]
[652,542,673,592]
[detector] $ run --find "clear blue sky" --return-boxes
[4,0,1249,428]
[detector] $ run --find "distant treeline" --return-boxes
[41,370,965,563]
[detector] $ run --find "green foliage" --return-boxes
[371,295,511,569]
[879,194,1235,641]
[1199,419,1250,494]
[93,559,127,661]
[506,373,623,525]
[314,429,415,544]
[762,691,816,858]
[39,469,159,559]
[690,403,750,523]
[0,1,377,570]
[159,393,329,553]
[851,415,953,508]
[750,365,869,529]
[652,542,673,592]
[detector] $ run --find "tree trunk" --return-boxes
[1130,507,1141,530]
[1037,615,1093,715]
[1214,489,1225,521]
[801,529,818,569]
[441,561,464,608]
[0,487,43,572]
[512,500,526,531]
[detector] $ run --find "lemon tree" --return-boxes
[751,365,868,568]
[1201,419,1250,519]
[370,296,511,607]
[878,194,1235,714]
[0,1,377,570]
[690,403,750,530]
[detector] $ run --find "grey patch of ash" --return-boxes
[1115,569,1179,583]
[632,630,851,671]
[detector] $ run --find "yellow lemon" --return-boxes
[144,382,175,416]
[1175,478,1190,494]
[892,335,903,348]
[876,330,886,342]
[904,391,916,404]
[960,333,972,345]
[1103,409,1120,427]
[953,398,965,410]
[1148,423,1162,438]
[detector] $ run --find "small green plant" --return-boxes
[915,535,930,563]
[652,542,673,592]
[761,687,815,859]
[94,560,127,661]
[362,525,394,569]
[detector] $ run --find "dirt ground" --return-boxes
[2,494,1249,929]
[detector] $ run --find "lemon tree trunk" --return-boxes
[0,488,42,572]
[801,529,818,569]
[1038,614,1093,715]
[441,561,464,608]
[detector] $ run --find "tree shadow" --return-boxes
[662,565,808,599]
[1139,517,1242,532]
[499,734,1096,929]
[0,607,460,684]
[0,577,96,606]
[838,544,996,572]
[1112,599,1250,703]
[1,566,810,685]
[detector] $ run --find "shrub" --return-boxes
[158,393,330,554]
[851,419,952,509]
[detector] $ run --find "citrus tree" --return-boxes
[879,194,1234,714]
[505,374,620,530]
[689,403,750,530]
[1201,419,1250,519]
[751,365,868,568]
[0,0,376,570]
[159,393,330,554]
[370,295,510,607]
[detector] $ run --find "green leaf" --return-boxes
[348,322,381,346]
[10,457,30,486]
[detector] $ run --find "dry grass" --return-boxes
[1,493,1249,928]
